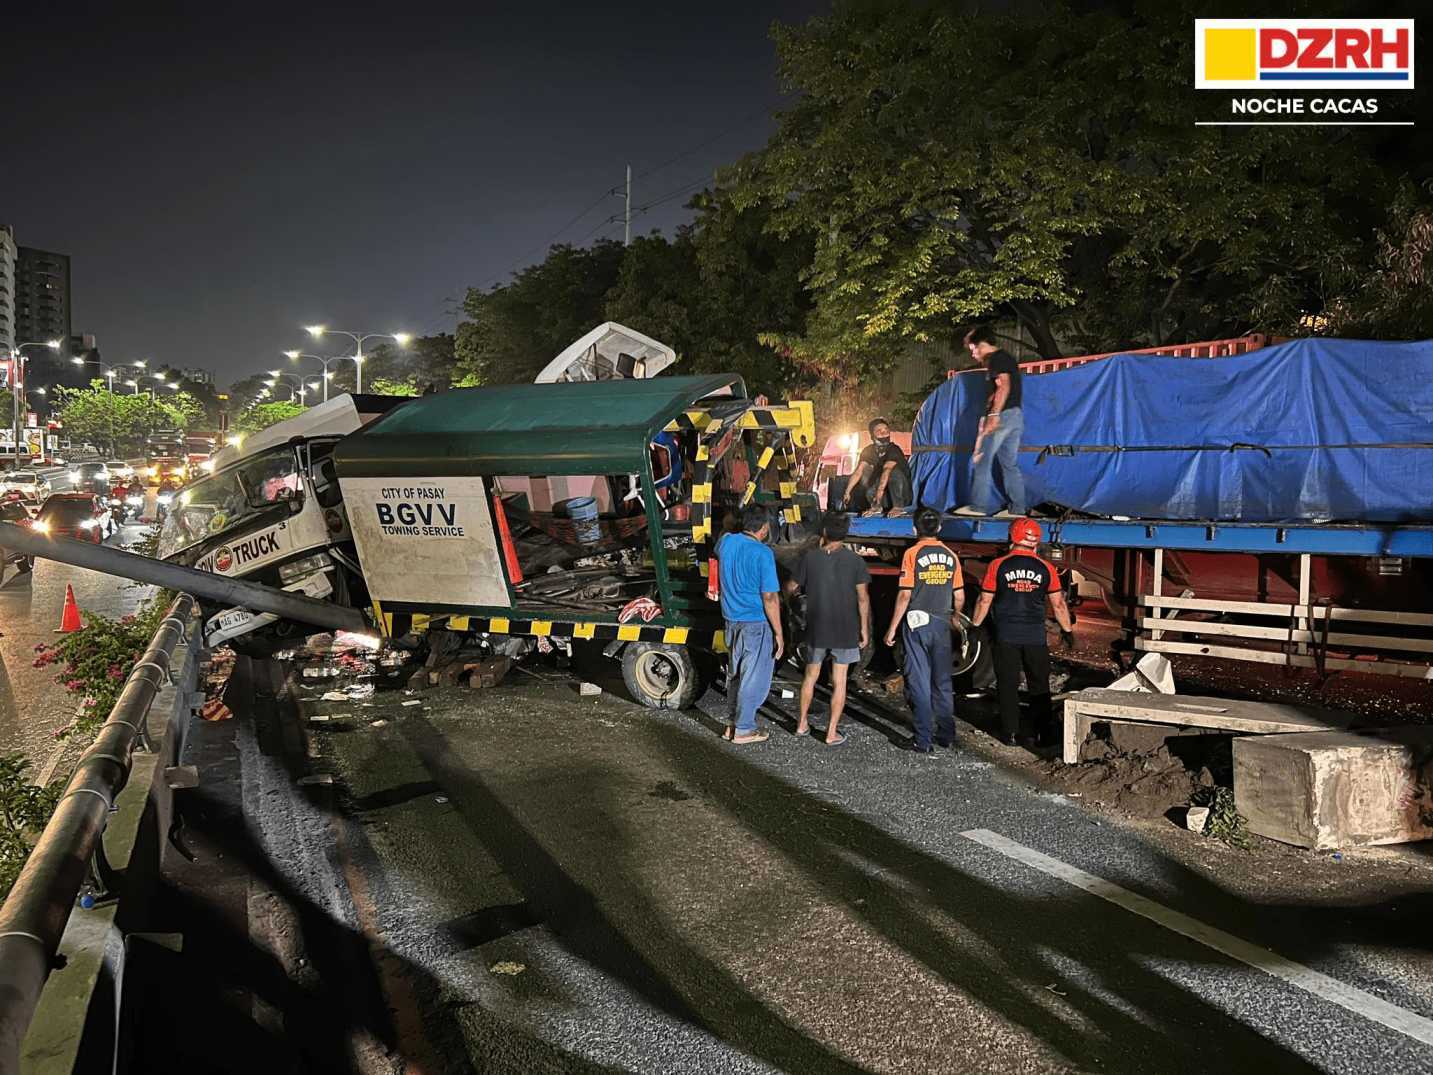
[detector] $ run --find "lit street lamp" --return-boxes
[8,339,62,466]
[264,370,315,405]
[72,357,151,393]
[301,326,411,394]
[282,351,352,402]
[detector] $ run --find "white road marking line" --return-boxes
[961,828,1433,1048]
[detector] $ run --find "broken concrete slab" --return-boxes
[1233,727,1433,850]
[1107,652,1175,694]
[1062,688,1354,764]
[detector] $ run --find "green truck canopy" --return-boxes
[332,374,745,477]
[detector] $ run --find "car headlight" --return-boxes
[32,520,49,534]
[279,552,333,583]
[79,519,97,529]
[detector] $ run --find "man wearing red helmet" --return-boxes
[971,517,1075,746]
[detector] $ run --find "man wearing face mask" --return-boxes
[844,418,912,517]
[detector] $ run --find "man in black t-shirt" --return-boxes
[844,417,912,516]
[971,517,1075,745]
[786,512,871,745]
[955,325,1027,518]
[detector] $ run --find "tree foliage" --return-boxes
[54,384,205,455]
[1327,183,1433,339]
[236,401,305,435]
[454,242,627,384]
[448,0,1427,394]
[729,1,1403,364]
[356,334,456,393]
[367,377,421,397]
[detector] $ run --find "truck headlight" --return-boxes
[279,552,333,583]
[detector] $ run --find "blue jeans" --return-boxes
[902,621,955,749]
[969,406,1026,514]
[726,620,775,734]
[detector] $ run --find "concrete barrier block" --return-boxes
[1233,728,1433,850]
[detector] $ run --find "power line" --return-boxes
[633,104,773,182]
[474,183,622,291]
[633,177,709,214]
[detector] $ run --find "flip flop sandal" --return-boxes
[794,726,811,736]
[732,731,769,744]
[825,733,848,746]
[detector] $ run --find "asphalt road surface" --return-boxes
[0,463,153,766]
[216,650,1433,1075]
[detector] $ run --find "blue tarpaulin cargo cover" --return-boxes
[911,338,1433,523]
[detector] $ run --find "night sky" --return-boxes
[2,4,830,384]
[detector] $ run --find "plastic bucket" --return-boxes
[567,496,601,545]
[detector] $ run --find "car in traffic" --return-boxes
[0,499,37,578]
[34,493,116,542]
[145,459,188,486]
[69,462,112,494]
[107,460,135,481]
[0,470,52,501]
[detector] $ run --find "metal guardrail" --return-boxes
[0,593,196,1074]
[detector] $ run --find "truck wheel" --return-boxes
[952,613,982,677]
[622,642,703,710]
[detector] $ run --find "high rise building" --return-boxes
[181,367,214,385]
[0,225,15,354]
[15,246,71,347]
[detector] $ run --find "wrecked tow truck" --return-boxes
[331,373,816,707]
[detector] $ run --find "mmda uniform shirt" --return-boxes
[898,538,964,617]
[981,549,1062,646]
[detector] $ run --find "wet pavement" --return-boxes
[0,479,154,765]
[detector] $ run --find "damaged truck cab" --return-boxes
[157,394,406,653]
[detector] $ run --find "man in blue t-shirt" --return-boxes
[714,504,784,744]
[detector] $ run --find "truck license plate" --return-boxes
[216,610,252,633]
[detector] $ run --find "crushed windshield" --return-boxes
[158,446,302,558]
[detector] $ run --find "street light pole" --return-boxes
[284,352,346,402]
[302,327,411,396]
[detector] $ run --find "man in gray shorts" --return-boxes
[786,512,871,744]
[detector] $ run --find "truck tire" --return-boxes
[952,612,982,677]
[622,642,704,710]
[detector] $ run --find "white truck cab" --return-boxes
[158,394,405,652]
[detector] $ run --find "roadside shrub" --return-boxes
[0,754,62,901]
[34,599,169,741]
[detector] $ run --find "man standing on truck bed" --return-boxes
[956,325,1026,518]
[786,511,871,745]
[717,505,784,745]
[845,418,912,516]
[884,508,963,753]
[970,518,1075,746]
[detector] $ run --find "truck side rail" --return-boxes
[946,334,1269,378]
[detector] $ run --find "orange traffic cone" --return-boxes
[57,584,82,633]
[492,495,524,585]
